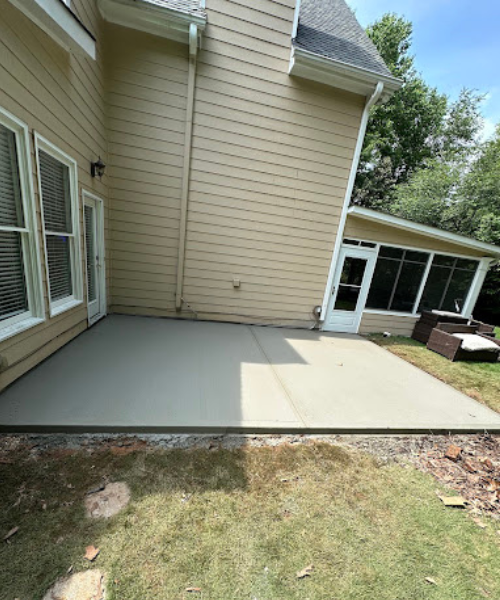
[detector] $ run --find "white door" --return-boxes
[83,193,105,325]
[323,246,377,333]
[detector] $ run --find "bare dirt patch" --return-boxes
[42,570,105,600]
[85,482,131,519]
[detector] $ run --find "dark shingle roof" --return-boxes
[294,0,392,78]
[140,0,206,18]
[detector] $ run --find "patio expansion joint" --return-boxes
[246,326,308,428]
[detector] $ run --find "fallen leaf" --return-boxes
[473,517,487,529]
[438,495,467,508]
[445,444,462,462]
[3,526,19,541]
[425,577,437,585]
[479,458,494,470]
[296,564,314,579]
[485,479,500,492]
[462,461,477,473]
[186,587,202,593]
[84,545,100,561]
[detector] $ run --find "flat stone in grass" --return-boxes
[85,482,130,518]
[43,570,105,600]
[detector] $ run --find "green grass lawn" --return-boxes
[369,334,500,414]
[1,444,500,600]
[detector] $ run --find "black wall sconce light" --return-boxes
[91,156,106,178]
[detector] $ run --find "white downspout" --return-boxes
[176,23,198,310]
[320,81,384,321]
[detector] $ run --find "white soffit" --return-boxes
[348,207,500,257]
[98,0,206,45]
[8,0,96,59]
[289,46,401,102]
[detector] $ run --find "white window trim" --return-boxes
[0,107,45,343]
[35,133,83,318]
[348,239,486,320]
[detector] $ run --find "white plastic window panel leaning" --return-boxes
[35,134,83,317]
[0,107,45,343]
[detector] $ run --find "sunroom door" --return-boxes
[324,246,377,333]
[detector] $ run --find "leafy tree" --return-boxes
[354,15,484,209]
[354,14,447,207]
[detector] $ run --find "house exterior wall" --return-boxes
[105,0,365,326]
[0,0,108,391]
[105,25,189,316]
[344,215,486,258]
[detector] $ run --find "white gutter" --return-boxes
[175,23,198,310]
[320,82,384,321]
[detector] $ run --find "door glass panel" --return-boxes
[334,256,367,312]
[339,257,367,286]
[85,205,97,303]
[334,285,362,312]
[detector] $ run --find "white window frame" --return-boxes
[346,237,484,319]
[35,133,83,318]
[0,107,45,343]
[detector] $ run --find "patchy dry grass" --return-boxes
[1,443,500,600]
[369,334,500,414]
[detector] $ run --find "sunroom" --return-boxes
[322,207,500,336]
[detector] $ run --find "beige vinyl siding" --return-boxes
[105,25,188,315]
[359,313,418,337]
[344,215,487,258]
[0,0,107,391]
[180,0,363,325]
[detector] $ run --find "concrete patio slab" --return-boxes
[0,315,499,433]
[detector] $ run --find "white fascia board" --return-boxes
[348,207,500,257]
[8,0,96,59]
[98,0,206,45]
[289,46,401,102]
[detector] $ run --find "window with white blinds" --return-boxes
[36,135,82,316]
[0,108,44,342]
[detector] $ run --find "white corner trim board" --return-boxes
[320,82,385,322]
[7,0,96,59]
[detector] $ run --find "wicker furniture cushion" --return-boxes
[432,310,465,318]
[452,334,500,352]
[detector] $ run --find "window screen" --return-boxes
[0,124,28,321]
[418,255,478,313]
[39,149,74,303]
[366,246,429,313]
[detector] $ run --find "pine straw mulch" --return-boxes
[408,435,500,518]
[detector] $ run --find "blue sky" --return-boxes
[347,0,500,139]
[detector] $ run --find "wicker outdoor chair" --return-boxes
[412,310,469,344]
[427,326,500,362]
